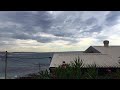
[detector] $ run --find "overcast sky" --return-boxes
[0,11,120,52]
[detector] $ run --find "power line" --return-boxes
[1,51,52,79]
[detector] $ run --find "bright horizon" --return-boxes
[0,11,120,52]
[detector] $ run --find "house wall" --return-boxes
[49,67,120,75]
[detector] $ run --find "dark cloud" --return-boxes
[85,17,97,26]
[0,11,99,44]
[105,11,120,26]
[10,32,54,43]
[35,37,54,43]
[52,31,74,37]
[0,11,119,48]
[11,33,31,40]
[2,11,53,35]
[89,25,103,32]
[0,11,56,43]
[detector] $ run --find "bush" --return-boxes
[17,70,50,79]
[17,57,120,79]
[53,57,85,79]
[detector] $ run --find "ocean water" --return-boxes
[0,52,53,79]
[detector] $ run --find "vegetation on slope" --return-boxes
[17,57,120,79]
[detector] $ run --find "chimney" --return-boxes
[103,40,109,47]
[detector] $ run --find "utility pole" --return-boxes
[34,63,41,72]
[5,51,7,79]
[38,63,41,72]
[49,57,52,63]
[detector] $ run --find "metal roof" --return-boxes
[93,46,120,61]
[50,53,120,68]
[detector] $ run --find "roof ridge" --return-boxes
[56,53,108,55]
[92,45,120,47]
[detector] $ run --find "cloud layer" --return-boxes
[0,11,120,52]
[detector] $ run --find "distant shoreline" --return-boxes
[0,51,84,53]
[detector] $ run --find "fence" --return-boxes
[0,51,52,79]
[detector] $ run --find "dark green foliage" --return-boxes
[17,70,50,79]
[82,64,98,79]
[17,57,120,79]
[53,57,98,79]
[53,57,83,79]
[38,70,50,79]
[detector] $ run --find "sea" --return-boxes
[0,52,53,79]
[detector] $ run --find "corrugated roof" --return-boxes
[50,53,120,68]
[93,46,120,60]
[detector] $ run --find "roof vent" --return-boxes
[103,40,109,47]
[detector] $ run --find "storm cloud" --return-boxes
[105,11,120,26]
[0,11,120,52]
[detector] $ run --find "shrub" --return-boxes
[17,57,120,79]
[53,57,84,79]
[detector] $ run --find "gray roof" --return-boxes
[50,53,120,68]
[93,46,120,61]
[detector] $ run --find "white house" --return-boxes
[49,40,120,71]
